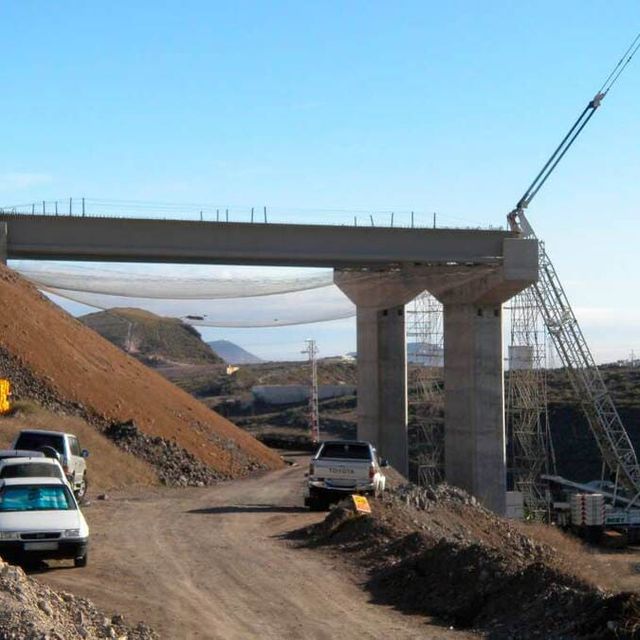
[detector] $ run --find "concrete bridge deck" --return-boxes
[1,213,513,267]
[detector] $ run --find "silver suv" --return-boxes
[12,430,89,498]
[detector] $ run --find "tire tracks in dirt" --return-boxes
[34,454,476,639]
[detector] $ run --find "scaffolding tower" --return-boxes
[407,291,445,486]
[506,285,556,519]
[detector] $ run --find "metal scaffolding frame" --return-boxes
[407,291,444,486]
[506,285,556,519]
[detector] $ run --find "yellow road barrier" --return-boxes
[0,379,11,415]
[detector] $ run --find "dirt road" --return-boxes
[34,453,476,639]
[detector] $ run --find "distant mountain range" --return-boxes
[407,342,444,366]
[80,308,222,365]
[208,340,262,365]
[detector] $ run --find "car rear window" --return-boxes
[14,433,64,455]
[319,443,371,460]
[1,464,61,479]
[0,485,75,511]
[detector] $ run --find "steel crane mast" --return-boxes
[507,32,640,504]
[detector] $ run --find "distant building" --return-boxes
[252,384,356,406]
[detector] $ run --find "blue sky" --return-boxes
[1,2,639,361]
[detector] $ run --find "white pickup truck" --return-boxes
[304,440,388,511]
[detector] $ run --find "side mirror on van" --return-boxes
[81,449,90,458]
[380,458,389,468]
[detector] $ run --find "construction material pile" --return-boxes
[306,484,640,639]
[0,558,157,640]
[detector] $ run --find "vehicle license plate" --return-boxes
[24,541,58,551]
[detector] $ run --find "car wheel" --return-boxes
[76,474,88,501]
[74,552,88,568]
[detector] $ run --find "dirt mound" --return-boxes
[0,264,283,478]
[0,557,158,639]
[304,485,640,639]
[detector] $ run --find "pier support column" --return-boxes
[442,303,506,513]
[335,271,426,476]
[426,238,539,514]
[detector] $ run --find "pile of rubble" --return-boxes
[105,420,230,487]
[305,484,640,639]
[0,558,158,640]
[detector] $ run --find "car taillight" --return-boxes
[369,464,375,480]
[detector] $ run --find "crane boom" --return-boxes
[507,32,640,504]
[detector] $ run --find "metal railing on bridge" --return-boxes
[0,197,501,231]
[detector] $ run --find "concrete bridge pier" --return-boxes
[334,271,426,476]
[336,238,537,514]
[426,239,538,514]
[441,302,507,513]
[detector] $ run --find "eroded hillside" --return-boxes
[0,264,283,478]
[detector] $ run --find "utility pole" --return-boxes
[302,339,320,444]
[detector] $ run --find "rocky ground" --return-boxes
[300,484,640,639]
[0,558,158,640]
[104,420,237,487]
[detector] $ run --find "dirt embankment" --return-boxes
[0,264,283,479]
[302,485,640,639]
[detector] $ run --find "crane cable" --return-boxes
[511,30,640,221]
[598,30,640,95]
